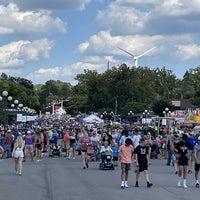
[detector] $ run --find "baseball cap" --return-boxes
[27,130,31,134]
[198,136,200,140]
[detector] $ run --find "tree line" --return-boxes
[0,64,200,121]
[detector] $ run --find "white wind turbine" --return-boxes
[118,46,156,68]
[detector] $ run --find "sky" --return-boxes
[0,0,200,85]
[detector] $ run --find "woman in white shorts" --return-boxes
[12,135,25,175]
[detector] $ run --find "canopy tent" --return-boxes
[82,114,104,123]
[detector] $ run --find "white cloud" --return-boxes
[175,44,200,60]
[96,0,200,35]
[77,30,158,55]
[1,0,200,85]
[0,3,67,35]
[25,55,116,85]
[26,64,79,85]
[0,38,54,68]
[77,30,198,62]
[0,0,91,11]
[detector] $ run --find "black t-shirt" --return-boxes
[135,145,149,162]
[176,140,193,157]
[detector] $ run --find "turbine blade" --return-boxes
[137,46,156,58]
[118,47,135,57]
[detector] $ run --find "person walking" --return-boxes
[68,131,77,159]
[78,131,92,169]
[176,134,193,188]
[112,142,119,167]
[4,129,14,158]
[134,137,153,188]
[35,131,43,161]
[171,134,180,174]
[63,129,70,157]
[12,135,25,175]
[187,132,197,173]
[23,130,35,162]
[193,136,200,188]
[118,138,134,189]
[166,132,173,166]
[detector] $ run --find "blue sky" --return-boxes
[0,0,200,85]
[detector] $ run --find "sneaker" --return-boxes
[15,171,19,175]
[18,172,22,176]
[177,181,181,187]
[175,171,178,174]
[125,183,129,188]
[196,183,199,188]
[135,182,139,187]
[86,163,89,168]
[121,185,125,189]
[188,169,192,174]
[72,157,75,160]
[147,182,153,188]
[183,183,187,188]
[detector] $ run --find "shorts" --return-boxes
[64,144,70,150]
[121,162,131,170]
[138,161,148,172]
[25,144,34,154]
[195,163,200,172]
[35,144,42,150]
[70,143,76,148]
[13,150,24,158]
[113,156,118,161]
[178,157,188,166]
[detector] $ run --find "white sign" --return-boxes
[17,114,23,122]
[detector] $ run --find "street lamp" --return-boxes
[162,107,172,133]
[143,110,150,124]
[163,107,171,117]
[128,110,134,124]
[0,90,13,126]
[110,111,114,121]
[11,99,19,109]
[102,111,107,120]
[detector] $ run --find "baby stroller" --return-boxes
[49,144,61,157]
[99,152,115,170]
[87,142,100,161]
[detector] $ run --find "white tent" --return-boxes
[83,114,104,123]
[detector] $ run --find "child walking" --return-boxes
[112,142,119,167]
[118,138,134,189]
[134,137,153,188]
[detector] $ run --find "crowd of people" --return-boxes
[0,114,200,190]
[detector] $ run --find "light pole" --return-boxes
[102,111,107,121]
[163,107,171,117]
[0,90,13,127]
[110,111,114,121]
[128,110,134,124]
[163,107,172,133]
[143,110,149,125]
[10,99,19,124]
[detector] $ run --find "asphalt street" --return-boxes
[0,153,199,200]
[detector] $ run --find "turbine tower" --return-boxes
[118,46,156,68]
